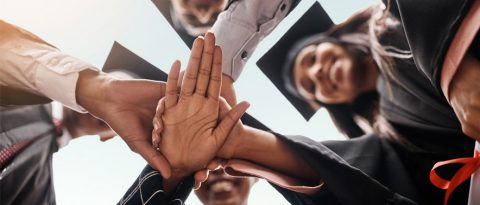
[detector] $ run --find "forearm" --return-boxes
[232,126,319,183]
[76,70,113,116]
[0,20,97,110]
[213,0,296,81]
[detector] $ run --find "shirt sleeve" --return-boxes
[212,0,296,81]
[118,165,194,205]
[0,20,98,112]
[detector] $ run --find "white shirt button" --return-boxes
[48,58,59,66]
[63,62,72,69]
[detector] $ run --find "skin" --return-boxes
[171,0,227,36]
[195,169,257,205]
[62,107,116,141]
[448,52,480,141]
[292,42,378,105]
[154,33,250,193]
[76,69,172,178]
[153,33,320,193]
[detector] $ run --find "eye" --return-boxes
[307,53,316,66]
[301,78,315,95]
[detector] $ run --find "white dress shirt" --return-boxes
[0,20,98,112]
[212,0,295,81]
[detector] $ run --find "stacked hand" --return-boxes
[151,33,249,181]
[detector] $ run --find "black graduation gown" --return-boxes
[377,2,475,204]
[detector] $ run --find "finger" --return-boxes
[165,60,181,109]
[99,132,116,142]
[194,169,210,190]
[152,98,165,148]
[207,158,226,170]
[152,119,163,150]
[131,141,172,179]
[218,97,231,118]
[195,32,216,97]
[207,46,223,100]
[181,37,204,98]
[213,101,250,140]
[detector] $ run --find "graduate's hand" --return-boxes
[153,33,249,178]
[76,70,172,178]
[449,53,480,141]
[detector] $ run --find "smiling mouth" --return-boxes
[205,178,240,193]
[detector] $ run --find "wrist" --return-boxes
[76,70,115,116]
[217,125,248,159]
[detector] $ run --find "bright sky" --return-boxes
[0,0,378,204]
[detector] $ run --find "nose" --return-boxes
[308,63,324,82]
[309,45,327,81]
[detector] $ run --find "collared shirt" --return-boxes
[0,20,98,112]
[212,0,295,81]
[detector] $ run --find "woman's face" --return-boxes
[293,42,366,104]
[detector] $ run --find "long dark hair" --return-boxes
[282,4,413,145]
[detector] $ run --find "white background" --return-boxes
[0,0,377,204]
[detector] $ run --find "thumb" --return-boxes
[213,101,249,140]
[132,141,172,179]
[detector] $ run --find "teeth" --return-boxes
[210,181,234,192]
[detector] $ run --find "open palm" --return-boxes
[157,33,249,177]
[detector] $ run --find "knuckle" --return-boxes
[210,75,222,82]
[181,90,193,96]
[167,89,177,96]
[199,68,211,76]
[196,87,206,94]
[186,73,198,79]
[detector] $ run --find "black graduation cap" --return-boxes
[256,2,333,120]
[151,0,196,48]
[103,41,270,131]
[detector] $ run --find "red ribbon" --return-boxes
[430,151,480,205]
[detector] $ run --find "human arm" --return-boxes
[447,53,480,140]
[0,20,172,177]
[211,0,298,105]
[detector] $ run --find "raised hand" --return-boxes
[153,33,249,178]
[77,70,172,178]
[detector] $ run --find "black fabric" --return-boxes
[392,0,474,94]
[0,86,52,106]
[118,165,194,205]
[0,105,58,205]
[374,11,474,204]
[271,134,417,205]
[375,9,474,158]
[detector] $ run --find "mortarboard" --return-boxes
[102,41,269,130]
[256,2,333,120]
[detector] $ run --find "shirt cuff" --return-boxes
[223,159,323,195]
[35,51,98,112]
[212,0,293,81]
